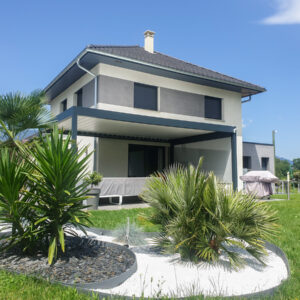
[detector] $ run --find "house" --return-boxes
[44,30,266,194]
[242,142,275,174]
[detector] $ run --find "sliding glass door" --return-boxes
[128,144,165,177]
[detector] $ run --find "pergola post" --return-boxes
[231,131,238,191]
[71,108,78,145]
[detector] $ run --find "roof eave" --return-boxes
[44,47,266,101]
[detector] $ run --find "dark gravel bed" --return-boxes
[0,236,135,285]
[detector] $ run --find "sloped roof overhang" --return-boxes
[45,48,266,101]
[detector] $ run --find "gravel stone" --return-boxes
[0,236,135,285]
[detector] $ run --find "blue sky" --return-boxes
[0,0,299,159]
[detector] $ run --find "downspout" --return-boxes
[241,95,252,104]
[76,58,98,107]
[76,57,98,171]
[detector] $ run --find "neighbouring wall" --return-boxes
[243,142,275,174]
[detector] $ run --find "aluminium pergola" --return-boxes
[56,106,238,190]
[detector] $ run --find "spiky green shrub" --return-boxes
[0,148,38,251]
[21,126,93,264]
[0,126,93,264]
[141,159,278,268]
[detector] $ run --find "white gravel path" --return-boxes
[83,229,288,298]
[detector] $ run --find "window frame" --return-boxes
[243,156,252,169]
[134,82,158,111]
[76,89,83,107]
[204,96,222,120]
[61,99,67,112]
[261,157,269,170]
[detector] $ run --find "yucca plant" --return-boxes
[141,159,278,268]
[19,126,93,264]
[0,148,38,251]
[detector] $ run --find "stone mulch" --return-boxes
[0,236,135,285]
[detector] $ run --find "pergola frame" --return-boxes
[57,106,238,190]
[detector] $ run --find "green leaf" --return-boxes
[34,216,48,226]
[58,226,65,253]
[48,237,57,265]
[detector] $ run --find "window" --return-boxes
[134,83,157,110]
[61,99,67,112]
[205,96,222,120]
[261,157,269,170]
[76,89,83,107]
[243,156,251,169]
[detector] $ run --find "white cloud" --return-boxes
[262,0,300,24]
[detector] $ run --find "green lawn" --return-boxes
[0,269,98,300]
[271,192,300,200]
[1,200,300,299]
[88,208,160,232]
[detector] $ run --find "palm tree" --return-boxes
[141,159,278,268]
[0,90,54,145]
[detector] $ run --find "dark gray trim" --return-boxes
[56,106,235,133]
[170,132,232,146]
[74,131,170,144]
[243,141,274,147]
[71,108,78,143]
[231,132,238,191]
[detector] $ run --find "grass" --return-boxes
[271,192,300,200]
[0,269,98,300]
[1,200,300,299]
[88,208,160,232]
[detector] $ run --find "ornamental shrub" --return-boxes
[141,158,278,268]
[0,126,93,264]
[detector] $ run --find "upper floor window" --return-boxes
[261,157,269,170]
[134,83,157,111]
[243,156,251,169]
[205,96,222,120]
[76,89,83,107]
[61,99,67,112]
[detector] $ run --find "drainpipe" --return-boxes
[241,95,252,104]
[76,58,98,107]
[76,57,98,171]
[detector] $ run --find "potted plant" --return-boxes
[84,171,103,210]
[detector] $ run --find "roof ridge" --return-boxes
[88,45,140,49]
[154,50,264,89]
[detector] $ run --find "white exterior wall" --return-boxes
[174,138,232,183]
[50,62,243,189]
[77,136,95,173]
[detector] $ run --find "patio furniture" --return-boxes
[96,177,149,205]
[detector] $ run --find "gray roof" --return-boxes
[45,45,266,100]
[88,45,265,93]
